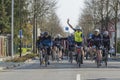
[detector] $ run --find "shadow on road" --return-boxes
[15,59,120,70]
[86,78,120,80]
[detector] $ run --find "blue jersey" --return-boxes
[42,36,53,47]
[68,35,74,46]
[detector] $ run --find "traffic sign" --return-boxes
[65,27,69,31]
[19,30,22,38]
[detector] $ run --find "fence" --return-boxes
[0,35,12,57]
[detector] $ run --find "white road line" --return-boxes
[76,74,81,80]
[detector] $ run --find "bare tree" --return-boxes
[28,0,57,53]
[79,0,120,54]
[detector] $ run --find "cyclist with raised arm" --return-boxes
[67,19,84,64]
[91,29,103,66]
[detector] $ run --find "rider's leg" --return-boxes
[47,47,51,65]
[97,49,102,64]
[81,47,85,59]
[89,47,94,60]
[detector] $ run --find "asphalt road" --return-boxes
[0,58,120,80]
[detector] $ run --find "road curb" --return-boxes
[0,67,6,71]
[0,57,36,70]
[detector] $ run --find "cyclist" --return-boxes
[54,34,63,61]
[37,32,45,54]
[67,19,84,64]
[86,33,93,60]
[102,31,110,59]
[67,33,75,51]
[67,33,75,62]
[91,29,103,66]
[42,32,53,65]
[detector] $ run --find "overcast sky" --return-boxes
[56,0,85,32]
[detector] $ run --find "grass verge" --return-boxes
[6,53,39,62]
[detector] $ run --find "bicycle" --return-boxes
[76,46,83,68]
[69,51,73,63]
[43,46,49,67]
[102,47,108,67]
[93,46,102,68]
[38,46,45,65]
[39,49,44,65]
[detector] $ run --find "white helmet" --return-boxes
[103,31,109,36]
[75,26,82,30]
[94,29,100,32]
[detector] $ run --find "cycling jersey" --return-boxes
[74,31,83,42]
[37,36,44,49]
[54,38,62,46]
[92,34,103,48]
[87,38,93,47]
[103,35,110,50]
[42,36,53,47]
[67,35,74,46]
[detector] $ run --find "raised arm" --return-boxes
[67,19,74,30]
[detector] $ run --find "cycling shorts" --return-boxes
[75,42,83,46]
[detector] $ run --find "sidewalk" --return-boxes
[0,52,32,71]
[111,53,120,60]
[0,62,24,70]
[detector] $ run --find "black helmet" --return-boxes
[44,32,48,36]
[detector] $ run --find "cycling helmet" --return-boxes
[94,29,100,33]
[40,32,44,35]
[75,25,82,30]
[44,32,48,36]
[103,31,109,36]
[57,34,62,38]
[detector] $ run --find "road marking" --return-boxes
[76,74,81,80]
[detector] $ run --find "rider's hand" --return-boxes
[67,19,70,23]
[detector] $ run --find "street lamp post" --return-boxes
[11,0,14,58]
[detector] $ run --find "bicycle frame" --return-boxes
[92,46,102,68]
[76,46,82,67]
[39,48,45,65]
[102,47,108,67]
[43,46,49,67]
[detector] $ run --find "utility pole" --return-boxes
[114,0,119,56]
[105,0,109,30]
[11,0,14,58]
[33,0,37,53]
[36,0,38,53]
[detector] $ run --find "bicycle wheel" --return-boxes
[69,51,73,63]
[104,52,108,67]
[39,51,43,65]
[96,54,100,68]
[45,54,48,67]
[77,54,81,68]
[97,60,100,68]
